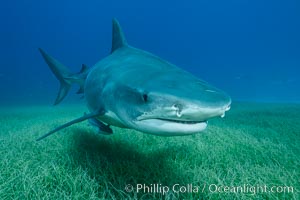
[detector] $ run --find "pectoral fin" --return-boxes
[36,111,104,141]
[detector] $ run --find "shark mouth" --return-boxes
[134,117,209,136]
[154,118,207,124]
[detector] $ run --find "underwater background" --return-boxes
[0,0,299,200]
[1,0,299,105]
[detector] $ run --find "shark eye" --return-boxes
[142,94,148,102]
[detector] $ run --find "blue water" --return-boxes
[1,0,299,105]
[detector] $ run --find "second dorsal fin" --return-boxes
[111,18,128,53]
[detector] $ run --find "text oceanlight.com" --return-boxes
[124,183,294,195]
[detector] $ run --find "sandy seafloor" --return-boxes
[0,102,299,199]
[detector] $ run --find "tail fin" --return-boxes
[38,48,88,105]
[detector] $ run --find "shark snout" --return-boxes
[137,100,231,123]
[170,88,231,121]
[179,101,231,121]
[137,89,231,123]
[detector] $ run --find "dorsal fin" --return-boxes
[111,18,128,53]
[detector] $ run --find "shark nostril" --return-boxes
[172,103,182,110]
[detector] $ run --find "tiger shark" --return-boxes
[36,19,231,141]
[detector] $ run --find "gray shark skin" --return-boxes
[36,19,231,141]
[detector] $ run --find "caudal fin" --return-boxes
[38,48,88,105]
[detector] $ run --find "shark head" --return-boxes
[109,67,231,136]
[137,86,231,136]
